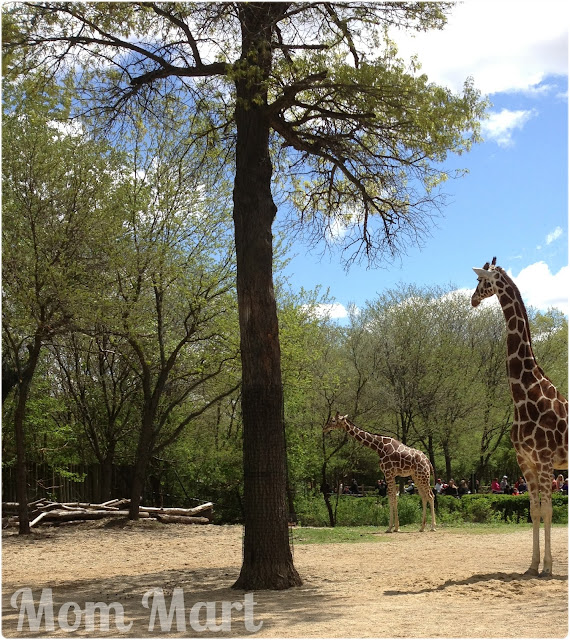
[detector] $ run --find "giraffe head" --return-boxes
[323,412,349,433]
[471,256,500,307]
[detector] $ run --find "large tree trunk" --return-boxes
[232,3,301,590]
[14,386,31,535]
[443,442,453,483]
[129,412,155,519]
[100,446,115,502]
[13,335,43,535]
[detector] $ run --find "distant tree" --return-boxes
[531,309,568,396]
[2,78,124,533]
[5,2,487,587]
[99,105,241,518]
[467,301,512,481]
[50,331,138,500]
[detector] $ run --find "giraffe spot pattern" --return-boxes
[511,383,526,403]
[473,261,568,572]
[322,415,436,531]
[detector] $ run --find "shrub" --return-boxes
[335,496,391,527]
[293,492,568,527]
[552,505,568,525]
[463,496,500,523]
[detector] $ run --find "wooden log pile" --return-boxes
[2,498,213,528]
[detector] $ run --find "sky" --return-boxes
[278,0,569,320]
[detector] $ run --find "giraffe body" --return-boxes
[472,258,568,576]
[324,414,436,532]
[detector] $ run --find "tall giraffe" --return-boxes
[324,413,436,532]
[471,257,568,576]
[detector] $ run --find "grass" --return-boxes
[291,526,390,544]
[291,522,568,544]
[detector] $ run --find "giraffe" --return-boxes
[324,413,436,532]
[471,257,568,576]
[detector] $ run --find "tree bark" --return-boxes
[13,334,43,535]
[129,412,155,519]
[232,3,301,590]
[100,446,115,502]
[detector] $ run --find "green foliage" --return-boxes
[295,495,424,528]
[1,5,566,520]
[292,527,390,544]
[294,493,568,528]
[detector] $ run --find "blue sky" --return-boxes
[278,1,568,319]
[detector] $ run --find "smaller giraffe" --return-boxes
[324,413,436,532]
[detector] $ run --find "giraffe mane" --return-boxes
[342,416,384,438]
[494,265,547,378]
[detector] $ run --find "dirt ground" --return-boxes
[1,521,568,638]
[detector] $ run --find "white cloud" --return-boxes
[324,206,363,243]
[510,262,568,315]
[481,109,537,147]
[458,262,568,315]
[391,1,568,95]
[546,226,564,245]
[537,226,564,250]
[305,303,349,320]
[48,119,84,138]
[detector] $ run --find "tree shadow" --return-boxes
[384,571,568,596]
[3,566,343,637]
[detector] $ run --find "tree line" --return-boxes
[3,72,567,529]
[4,1,562,590]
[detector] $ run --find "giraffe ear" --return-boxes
[473,267,492,279]
[342,414,349,420]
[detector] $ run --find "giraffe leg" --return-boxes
[525,481,542,575]
[418,490,427,532]
[428,490,436,531]
[518,458,541,575]
[417,488,436,532]
[526,495,541,576]
[386,477,398,533]
[538,469,554,576]
[393,492,400,532]
[541,496,553,576]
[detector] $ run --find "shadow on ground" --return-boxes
[3,566,342,637]
[383,571,568,596]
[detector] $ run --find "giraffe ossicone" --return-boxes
[323,413,436,533]
[471,257,568,576]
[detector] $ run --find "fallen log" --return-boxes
[155,515,210,525]
[29,511,49,528]
[139,502,213,517]
[2,502,20,513]
[40,509,136,522]
[101,498,123,507]
[28,499,46,508]
[3,499,213,526]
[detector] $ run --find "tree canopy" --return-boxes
[4,1,487,264]
[4,1,490,588]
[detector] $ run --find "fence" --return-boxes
[1,462,202,508]
[2,463,133,504]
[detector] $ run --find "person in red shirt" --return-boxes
[491,478,501,493]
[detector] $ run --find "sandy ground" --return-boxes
[1,521,568,638]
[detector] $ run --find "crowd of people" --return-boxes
[432,478,473,497]
[490,474,569,495]
[336,473,569,498]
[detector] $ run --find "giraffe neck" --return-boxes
[342,420,384,454]
[494,268,540,379]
